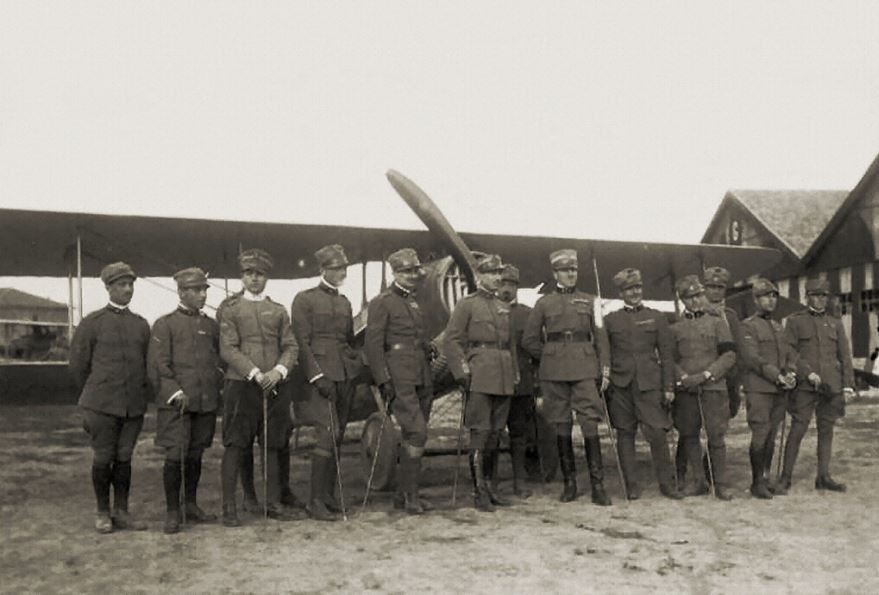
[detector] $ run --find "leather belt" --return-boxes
[386,342,424,352]
[468,341,510,350]
[546,330,592,343]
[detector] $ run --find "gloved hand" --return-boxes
[427,342,439,362]
[313,377,336,401]
[808,372,821,388]
[380,382,396,409]
[600,374,610,393]
[263,368,283,392]
[663,390,676,407]
[679,372,706,389]
[168,391,190,411]
[843,387,856,400]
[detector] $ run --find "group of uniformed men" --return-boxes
[69,244,855,534]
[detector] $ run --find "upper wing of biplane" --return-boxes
[0,171,781,300]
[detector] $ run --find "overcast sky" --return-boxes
[2,1,878,320]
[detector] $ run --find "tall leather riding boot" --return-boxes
[815,422,846,491]
[323,455,343,513]
[749,445,771,499]
[278,442,304,509]
[617,431,640,500]
[777,422,806,494]
[646,435,679,498]
[483,448,512,506]
[241,447,260,513]
[307,455,336,521]
[163,460,182,512]
[762,430,777,480]
[92,462,113,513]
[221,447,242,526]
[685,436,709,495]
[184,457,217,522]
[510,437,532,498]
[584,436,611,506]
[110,461,145,530]
[674,436,688,490]
[401,451,425,515]
[557,434,577,502]
[469,450,495,512]
[707,444,732,500]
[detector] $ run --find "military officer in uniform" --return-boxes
[670,275,736,500]
[676,266,746,487]
[445,254,517,511]
[739,277,797,499]
[778,278,855,493]
[291,244,360,521]
[365,248,434,515]
[70,262,151,533]
[522,249,612,506]
[496,264,536,498]
[605,268,682,500]
[149,267,221,533]
[218,249,299,525]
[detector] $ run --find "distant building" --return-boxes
[0,288,69,360]
[702,152,879,371]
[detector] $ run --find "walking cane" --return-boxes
[592,256,628,503]
[327,400,348,521]
[262,388,270,520]
[695,387,717,497]
[451,388,468,506]
[531,398,547,483]
[179,398,187,525]
[361,390,390,513]
[775,390,789,481]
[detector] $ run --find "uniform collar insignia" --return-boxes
[684,310,704,319]
[319,281,339,296]
[243,290,266,301]
[177,304,199,316]
[624,304,643,313]
[392,282,413,298]
[107,302,128,313]
[809,308,826,317]
[556,285,575,295]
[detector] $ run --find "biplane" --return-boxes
[0,170,782,487]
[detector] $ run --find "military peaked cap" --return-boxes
[751,277,779,297]
[100,262,136,285]
[174,267,209,289]
[703,266,731,287]
[805,278,831,295]
[475,254,504,273]
[315,244,348,269]
[613,268,642,291]
[500,264,520,284]
[388,248,422,272]
[238,248,274,273]
[676,275,704,299]
[550,249,578,270]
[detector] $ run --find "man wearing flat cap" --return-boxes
[149,267,222,533]
[217,248,299,525]
[740,277,797,499]
[779,278,855,494]
[445,254,518,511]
[604,268,682,500]
[670,275,737,500]
[522,249,612,506]
[291,244,360,521]
[70,262,151,533]
[496,263,538,498]
[676,266,746,488]
[365,248,434,514]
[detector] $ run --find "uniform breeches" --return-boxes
[746,390,787,449]
[466,392,511,449]
[784,389,841,477]
[81,407,144,465]
[156,409,217,461]
[222,380,291,449]
[506,396,533,449]
[293,381,354,458]
[608,380,672,440]
[390,382,433,448]
[541,379,602,437]
[674,389,729,446]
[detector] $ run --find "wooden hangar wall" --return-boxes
[702,152,879,370]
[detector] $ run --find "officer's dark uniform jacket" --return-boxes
[509,301,537,396]
[444,288,518,396]
[522,288,609,382]
[70,305,151,417]
[217,292,298,379]
[784,310,854,393]
[740,313,797,393]
[291,283,359,382]
[669,310,736,389]
[365,283,432,388]
[149,306,222,411]
[605,305,674,391]
[707,302,744,387]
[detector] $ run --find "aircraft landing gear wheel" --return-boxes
[525,410,558,482]
[360,412,401,492]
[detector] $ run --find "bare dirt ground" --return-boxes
[2,393,878,594]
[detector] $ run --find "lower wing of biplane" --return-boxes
[0,170,781,487]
